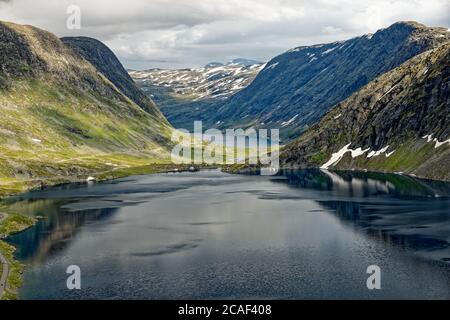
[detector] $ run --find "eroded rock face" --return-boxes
[213,21,450,140]
[281,43,450,181]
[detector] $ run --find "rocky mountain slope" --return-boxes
[0,21,173,194]
[212,22,449,141]
[61,37,166,120]
[130,60,264,129]
[281,42,450,181]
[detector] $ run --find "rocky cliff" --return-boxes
[282,42,450,181]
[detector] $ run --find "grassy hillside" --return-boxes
[0,21,175,197]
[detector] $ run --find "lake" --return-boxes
[3,169,450,299]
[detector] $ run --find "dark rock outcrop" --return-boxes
[281,42,450,181]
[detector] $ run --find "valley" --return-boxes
[0,17,449,301]
[0,21,176,198]
[130,59,264,130]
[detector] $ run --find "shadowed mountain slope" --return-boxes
[281,42,450,181]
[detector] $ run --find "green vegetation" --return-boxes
[0,212,36,300]
[310,150,327,164]
[0,213,36,238]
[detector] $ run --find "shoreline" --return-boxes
[0,163,206,201]
[0,212,36,300]
[0,162,208,300]
[2,164,448,300]
[222,164,450,183]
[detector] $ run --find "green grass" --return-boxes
[0,76,179,198]
[0,213,36,300]
[310,150,327,164]
[0,213,36,238]
[369,142,436,171]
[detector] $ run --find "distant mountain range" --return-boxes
[129,59,264,129]
[144,21,448,141]
[281,42,450,181]
[0,19,448,182]
[205,59,263,68]
[215,22,449,141]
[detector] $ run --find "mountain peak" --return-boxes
[204,58,262,69]
[227,58,262,66]
[61,36,165,119]
[376,20,449,39]
[390,20,426,28]
[204,62,224,68]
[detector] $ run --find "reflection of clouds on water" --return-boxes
[3,169,450,299]
[320,169,396,196]
[278,169,450,263]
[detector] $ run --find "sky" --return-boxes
[0,0,449,69]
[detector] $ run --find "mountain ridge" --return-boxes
[130,60,264,129]
[61,36,167,122]
[0,21,173,194]
[210,21,450,140]
[281,42,450,181]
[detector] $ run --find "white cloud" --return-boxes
[0,0,448,69]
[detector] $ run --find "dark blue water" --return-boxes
[4,169,450,299]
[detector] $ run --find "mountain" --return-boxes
[227,58,262,67]
[281,42,450,181]
[212,22,449,140]
[0,21,173,193]
[204,62,224,68]
[130,60,264,129]
[61,36,166,120]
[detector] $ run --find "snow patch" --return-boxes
[281,114,298,127]
[322,47,337,55]
[367,145,390,158]
[422,134,450,148]
[380,83,399,99]
[435,139,450,148]
[320,143,370,169]
[31,138,42,143]
[265,62,279,70]
[333,113,342,119]
[385,150,396,157]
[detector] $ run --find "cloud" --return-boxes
[0,0,449,69]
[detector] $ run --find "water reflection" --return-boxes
[278,169,450,262]
[1,169,450,299]
[7,201,119,263]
